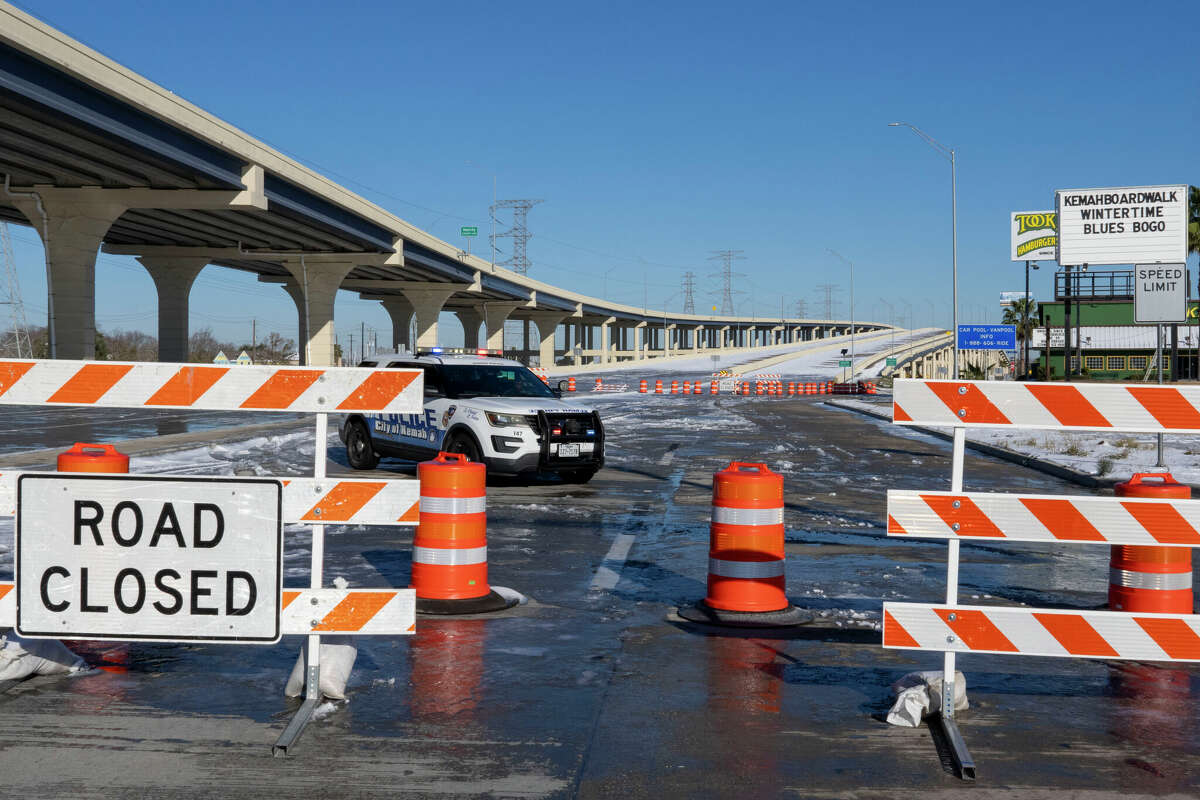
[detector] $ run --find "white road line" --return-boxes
[589,533,637,592]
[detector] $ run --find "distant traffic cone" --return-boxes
[639,379,648,393]
[655,379,664,394]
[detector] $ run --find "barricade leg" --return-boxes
[678,462,810,627]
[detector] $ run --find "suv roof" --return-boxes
[359,349,528,368]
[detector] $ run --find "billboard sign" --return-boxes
[16,475,283,643]
[1056,185,1188,266]
[1010,211,1057,261]
[957,324,1017,351]
[1134,263,1188,323]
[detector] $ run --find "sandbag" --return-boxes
[0,631,87,682]
[284,636,357,700]
[886,670,968,728]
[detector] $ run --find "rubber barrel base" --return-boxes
[417,590,518,616]
[677,601,813,628]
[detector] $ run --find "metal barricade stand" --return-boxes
[0,359,423,756]
[885,378,1200,780]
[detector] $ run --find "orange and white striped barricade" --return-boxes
[412,452,514,614]
[678,462,809,627]
[654,379,664,394]
[531,367,549,384]
[0,358,423,756]
[883,378,1200,780]
[639,379,648,393]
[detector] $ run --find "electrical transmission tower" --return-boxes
[708,250,745,315]
[794,298,808,318]
[682,272,696,314]
[0,223,31,358]
[815,283,841,320]
[490,199,544,275]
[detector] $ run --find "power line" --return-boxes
[708,250,745,315]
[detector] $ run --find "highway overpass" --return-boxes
[0,2,888,365]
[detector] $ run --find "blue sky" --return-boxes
[6,0,1199,352]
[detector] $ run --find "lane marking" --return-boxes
[589,533,636,592]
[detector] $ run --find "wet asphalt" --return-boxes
[1,388,1199,798]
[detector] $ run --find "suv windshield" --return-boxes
[440,364,557,399]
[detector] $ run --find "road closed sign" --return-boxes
[1056,184,1188,266]
[1135,263,1188,323]
[16,475,282,643]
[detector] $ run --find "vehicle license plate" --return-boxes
[559,443,580,457]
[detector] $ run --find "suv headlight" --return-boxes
[485,411,536,428]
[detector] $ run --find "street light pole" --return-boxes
[889,122,958,378]
[828,249,855,370]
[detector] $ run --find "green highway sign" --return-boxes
[460,226,478,237]
[838,360,852,367]
[886,357,897,366]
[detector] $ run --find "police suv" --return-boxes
[340,349,604,482]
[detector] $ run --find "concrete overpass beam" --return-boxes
[136,256,208,362]
[9,193,126,359]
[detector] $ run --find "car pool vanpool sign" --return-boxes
[16,475,283,643]
[1055,184,1188,266]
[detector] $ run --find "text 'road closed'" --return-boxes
[16,475,282,643]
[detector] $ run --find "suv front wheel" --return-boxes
[346,419,380,470]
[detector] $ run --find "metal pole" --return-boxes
[1063,266,1072,382]
[1024,261,1031,379]
[950,148,958,380]
[1157,323,1166,468]
[941,425,975,779]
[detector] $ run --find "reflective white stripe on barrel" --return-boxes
[413,545,488,566]
[1110,568,1192,590]
[708,557,785,579]
[419,496,487,514]
[712,506,784,526]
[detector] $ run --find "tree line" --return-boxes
[0,326,296,363]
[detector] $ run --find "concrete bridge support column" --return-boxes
[529,312,568,368]
[281,259,357,366]
[693,326,703,354]
[399,284,462,353]
[482,302,523,352]
[454,308,484,350]
[280,281,309,364]
[10,194,126,359]
[137,256,207,363]
[378,297,414,353]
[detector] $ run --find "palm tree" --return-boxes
[1002,297,1038,375]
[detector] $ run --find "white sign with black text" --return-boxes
[16,475,282,643]
[1056,184,1188,266]
[1134,263,1188,323]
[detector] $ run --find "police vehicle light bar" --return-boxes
[416,348,504,357]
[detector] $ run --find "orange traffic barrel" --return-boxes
[741,382,750,396]
[683,381,692,394]
[694,382,703,395]
[639,379,648,393]
[594,377,603,391]
[655,379,664,394]
[58,442,130,473]
[755,382,764,396]
[678,462,808,627]
[59,443,130,672]
[670,380,679,394]
[710,380,719,395]
[1110,473,1193,614]
[567,377,576,392]
[412,452,514,614]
